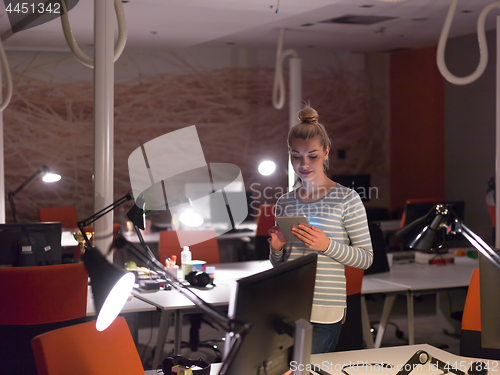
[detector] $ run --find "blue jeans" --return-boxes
[311,321,342,354]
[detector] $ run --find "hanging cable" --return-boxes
[60,0,128,68]
[0,37,13,112]
[272,29,298,110]
[437,0,500,85]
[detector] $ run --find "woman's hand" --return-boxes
[268,225,287,252]
[291,224,330,252]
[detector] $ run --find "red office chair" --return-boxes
[158,230,220,265]
[38,206,79,229]
[32,317,144,375]
[336,266,365,351]
[0,264,88,375]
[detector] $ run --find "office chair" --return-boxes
[158,230,223,361]
[460,268,500,360]
[32,317,144,375]
[253,203,276,260]
[336,266,364,351]
[0,264,88,375]
[158,230,220,266]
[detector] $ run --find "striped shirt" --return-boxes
[270,184,373,324]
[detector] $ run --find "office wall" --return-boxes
[3,47,389,223]
[444,30,496,242]
[389,46,445,215]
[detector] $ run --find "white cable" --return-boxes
[0,37,13,112]
[272,29,298,109]
[60,0,128,68]
[437,0,500,85]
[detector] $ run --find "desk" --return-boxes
[144,344,499,374]
[364,256,478,348]
[132,260,272,368]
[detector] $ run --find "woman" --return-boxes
[268,106,373,354]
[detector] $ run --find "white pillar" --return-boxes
[93,0,115,256]
[288,57,301,191]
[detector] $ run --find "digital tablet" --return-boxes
[275,216,311,243]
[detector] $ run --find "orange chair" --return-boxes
[158,230,220,265]
[460,268,500,359]
[253,204,276,260]
[0,264,88,375]
[336,265,365,351]
[38,206,79,229]
[32,317,144,375]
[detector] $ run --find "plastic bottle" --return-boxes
[181,246,192,278]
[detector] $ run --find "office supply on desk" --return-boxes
[7,165,61,223]
[31,317,144,375]
[0,263,88,375]
[0,222,62,267]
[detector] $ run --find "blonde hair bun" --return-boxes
[298,107,319,124]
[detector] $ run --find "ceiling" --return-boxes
[1,0,499,53]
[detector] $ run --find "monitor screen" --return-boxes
[331,174,372,201]
[224,253,317,375]
[0,222,62,267]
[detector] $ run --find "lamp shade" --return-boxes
[395,204,458,252]
[81,247,135,331]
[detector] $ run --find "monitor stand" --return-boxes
[292,318,313,375]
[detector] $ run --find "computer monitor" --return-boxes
[479,251,500,352]
[402,200,467,249]
[331,174,373,201]
[0,222,62,267]
[224,253,317,375]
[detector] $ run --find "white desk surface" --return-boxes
[366,256,478,291]
[144,343,499,375]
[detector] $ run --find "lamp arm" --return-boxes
[459,223,500,269]
[77,192,133,247]
[117,234,250,375]
[9,165,48,198]
[436,0,500,85]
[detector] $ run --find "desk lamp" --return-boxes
[75,192,141,331]
[7,165,61,223]
[396,204,500,269]
[396,203,500,354]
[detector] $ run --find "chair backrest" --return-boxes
[32,317,144,375]
[159,230,220,265]
[0,264,88,374]
[255,204,276,236]
[39,206,79,229]
[462,268,481,332]
[0,263,88,325]
[364,222,390,275]
[345,265,364,296]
